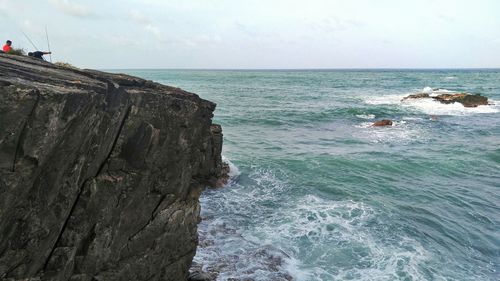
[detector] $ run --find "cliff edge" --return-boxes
[0,54,223,281]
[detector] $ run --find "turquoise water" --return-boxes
[116,69,500,281]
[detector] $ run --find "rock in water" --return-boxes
[401,93,430,101]
[0,54,224,280]
[372,119,393,126]
[432,93,488,107]
[401,91,489,108]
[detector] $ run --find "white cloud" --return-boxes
[47,0,94,18]
[15,0,500,68]
[128,10,151,25]
[308,17,362,33]
[145,24,162,39]
[102,33,138,46]
[183,34,222,47]
[126,10,166,42]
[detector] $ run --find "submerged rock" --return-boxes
[0,54,223,280]
[372,119,393,126]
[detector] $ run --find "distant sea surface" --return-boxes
[113,69,500,281]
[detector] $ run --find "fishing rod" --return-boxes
[45,26,52,62]
[20,30,39,51]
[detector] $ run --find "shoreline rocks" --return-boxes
[215,162,231,187]
[0,54,223,281]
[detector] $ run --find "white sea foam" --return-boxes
[262,195,430,281]
[401,97,499,116]
[364,94,407,105]
[419,87,451,94]
[195,166,433,281]
[422,86,433,94]
[194,167,299,280]
[355,120,428,144]
[402,116,424,121]
[356,114,375,119]
[355,122,375,128]
[283,257,312,281]
[222,155,241,180]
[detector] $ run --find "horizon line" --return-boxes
[103,67,500,71]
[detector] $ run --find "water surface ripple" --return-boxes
[117,69,500,281]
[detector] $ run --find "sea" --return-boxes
[115,69,500,281]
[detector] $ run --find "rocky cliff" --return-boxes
[0,54,223,281]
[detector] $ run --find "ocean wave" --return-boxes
[221,155,241,185]
[364,94,407,105]
[194,167,298,280]
[354,120,429,145]
[261,195,430,281]
[401,97,499,115]
[197,167,433,281]
[422,86,433,94]
[356,114,376,120]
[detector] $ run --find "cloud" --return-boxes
[308,17,362,33]
[102,33,138,46]
[182,34,222,47]
[128,10,151,25]
[127,10,166,42]
[145,24,162,39]
[47,0,95,18]
[235,22,258,37]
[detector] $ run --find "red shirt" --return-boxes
[3,44,12,53]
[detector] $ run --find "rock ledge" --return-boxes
[0,54,223,281]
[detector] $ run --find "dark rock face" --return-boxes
[214,162,230,188]
[0,54,223,281]
[372,119,393,126]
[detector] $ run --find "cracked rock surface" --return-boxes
[0,54,223,281]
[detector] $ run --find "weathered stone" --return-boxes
[0,54,223,280]
[401,93,430,101]
[215,162,231,188]
[372,119,393,126]
[432,93,488,107]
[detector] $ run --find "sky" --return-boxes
[0,0,499,69]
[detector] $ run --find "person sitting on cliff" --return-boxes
[2,40,12,53]
[28,51,52,60]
